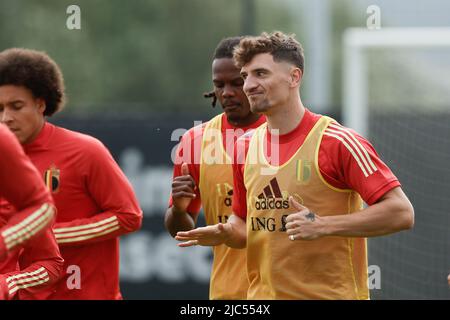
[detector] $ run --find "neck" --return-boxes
[266,95,305,135]
[24,119,45,145]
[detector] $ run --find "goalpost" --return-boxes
[343,27,450,137]
[342,28,450,299]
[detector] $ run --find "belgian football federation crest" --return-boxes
[44,165,60,193]
[296,159,311,185]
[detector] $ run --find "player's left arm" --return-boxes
[175,214,246,249]
[286,126,414,240]
[52,139,143,247]
[0,129,56,260]
[0,228,64,300]
[287,187,413,239]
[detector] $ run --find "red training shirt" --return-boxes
[232,108,400,219]
[0,124,63,300]
[169,113,266,216]
[21,122,143,300]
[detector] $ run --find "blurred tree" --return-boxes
[241,0,255,35]
[0,0,296,114]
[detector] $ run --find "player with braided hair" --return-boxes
[165,36,265,299]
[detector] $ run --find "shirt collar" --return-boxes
[267,108,315,144]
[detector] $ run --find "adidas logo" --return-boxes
[254,178,289,210]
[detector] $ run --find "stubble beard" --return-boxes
[250,98,271,114]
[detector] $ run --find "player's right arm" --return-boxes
[175,133,249,249]
[165,128,203,237]
[0,126,55,260]
[165,163,198,237]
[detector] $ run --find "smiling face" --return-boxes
[212,57,256,126]
[0,85,46,144]
[240,53,296,115]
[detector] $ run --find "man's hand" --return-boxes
[285,197,327,241]
[172,163,196,213]
[175,223,232,247]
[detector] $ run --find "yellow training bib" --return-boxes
[244,116,368,299]
[199,113,249,299]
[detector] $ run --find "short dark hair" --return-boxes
[233,31,305,72]
[0,48,65,116]
[204,36,244,107]
[213,36,243,60]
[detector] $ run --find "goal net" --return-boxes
[342,28,450,299]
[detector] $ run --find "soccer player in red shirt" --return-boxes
[0,123,63,300]
[0,48,143,299]
[165,37,265,299]
[176,32,415,299]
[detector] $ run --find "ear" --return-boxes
[289,68,303,88]
[36,98,47,115]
